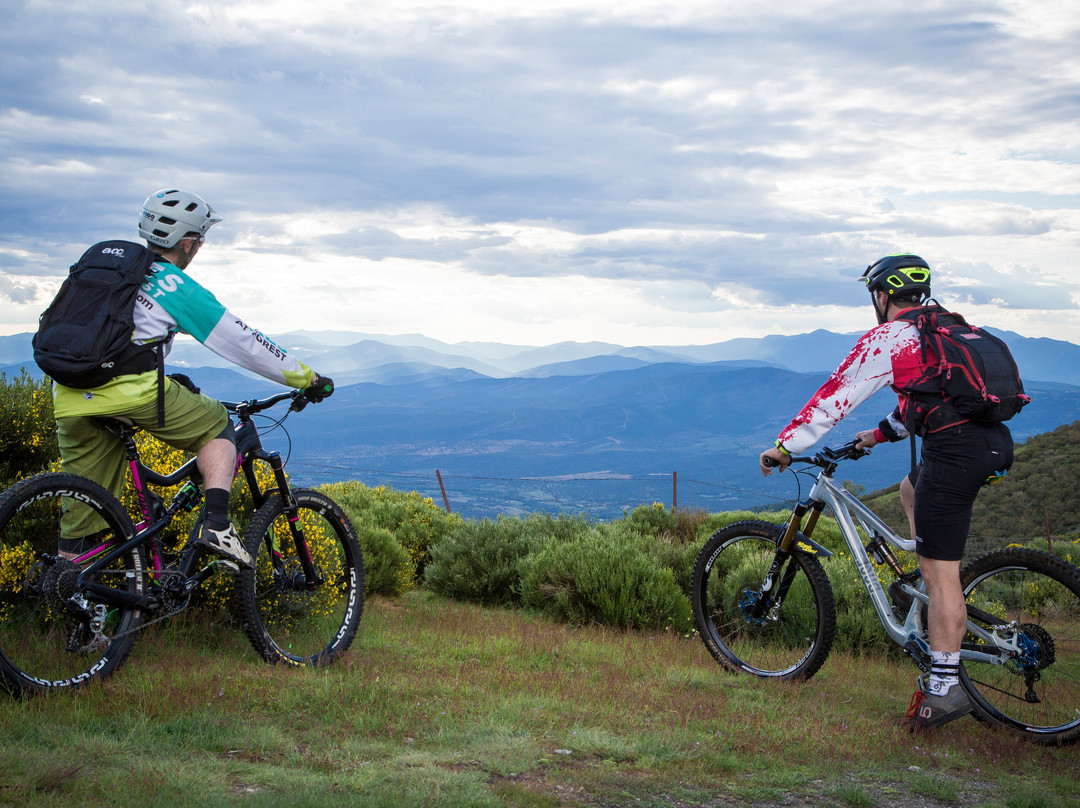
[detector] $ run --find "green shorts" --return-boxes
[56,383,230,541]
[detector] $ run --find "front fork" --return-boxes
[745,501,827,622]
[243,451,320,590]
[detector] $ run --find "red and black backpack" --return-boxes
[896,304,1030,435]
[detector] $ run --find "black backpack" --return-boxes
[897,304,1030,434]
[33,240,162,389]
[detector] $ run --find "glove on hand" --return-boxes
[304,373,334,403]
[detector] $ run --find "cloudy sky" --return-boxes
[2,0,1079,349]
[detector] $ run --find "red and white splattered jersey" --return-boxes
[776,311,931,454]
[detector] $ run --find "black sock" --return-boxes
[204,488,231,530]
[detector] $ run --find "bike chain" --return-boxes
[90,569,192,641]
[112,601,191,639]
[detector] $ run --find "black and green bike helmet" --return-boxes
[860,254,932,301]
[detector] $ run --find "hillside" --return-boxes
[5,327,1080,520]
[862,420,1080,543]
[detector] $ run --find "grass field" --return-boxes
[0,592,1076,807]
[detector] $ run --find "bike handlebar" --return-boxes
[764,439,870,469]
[220,388,308,415]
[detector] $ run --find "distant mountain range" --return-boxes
[4,328,1080,519]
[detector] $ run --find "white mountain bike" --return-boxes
[691,440,1080,745]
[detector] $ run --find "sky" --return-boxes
[2,0,1079,349]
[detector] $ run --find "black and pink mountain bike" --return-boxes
[0,388,364,695]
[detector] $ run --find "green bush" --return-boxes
[319,481,460,583]
[520,511,595,543]
[356,522,413,597]
[518,530,693,632]
[424,515,546,606]
[0,371,57,488]
[622,502,677,538]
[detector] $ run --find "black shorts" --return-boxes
[906,423,1014,562]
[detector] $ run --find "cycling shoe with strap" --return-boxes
[193,523,253,570]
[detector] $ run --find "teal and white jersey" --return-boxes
[135,260,313,387]
[53,258,313,417]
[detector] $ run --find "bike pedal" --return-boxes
[902,638,932,673]
[215,560,240,575]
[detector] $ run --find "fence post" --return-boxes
[672,471,677,512]
[436,469,452,514]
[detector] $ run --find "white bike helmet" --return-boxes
[139,189,222,248]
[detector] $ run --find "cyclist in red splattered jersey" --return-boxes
[759,254,1014,733]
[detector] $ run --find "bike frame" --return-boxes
[70,390,317,612]
[792,464,1021,667]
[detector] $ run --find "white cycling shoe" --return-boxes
[194,523,254,570]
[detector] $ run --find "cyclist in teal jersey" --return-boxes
[53,189,334,570]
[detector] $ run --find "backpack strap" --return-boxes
[156,342,166,428]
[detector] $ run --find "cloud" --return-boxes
[0,0,1079,345]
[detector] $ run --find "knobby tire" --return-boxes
[692,520,836,681]
[960,547,1080,745]
[0,473,143,695]
[237,489,364,667]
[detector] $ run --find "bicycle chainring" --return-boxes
[152,569,190,614]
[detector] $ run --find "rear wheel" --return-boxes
[960,548,1080,745]
[237,489,364,666]
[692,520,835,680]
[0,473,143,695]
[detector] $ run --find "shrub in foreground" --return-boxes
[355,523,413,597]
[424,513,591,606]
[518,530,693,632]
[0,370,57,488]
[319,481,460,582]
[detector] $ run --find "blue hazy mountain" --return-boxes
[5,328,1080,519]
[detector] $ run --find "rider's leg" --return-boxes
[196,436,238,528]
[193,432,249,567]
[135,383,249,568]
[912,441,972,698]
[919,555,965,695]
[55,416,127,558]
[920,556,965,651]
[196,437,236,490]
[900,474,916,541]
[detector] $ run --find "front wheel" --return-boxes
[959,548,1080,745]
[691,520,836,680]
[236,489,364,666]
[0,473,143,695]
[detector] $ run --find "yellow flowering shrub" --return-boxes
[0,541,38,621]
[0,371,58,487]
[319,481,461,594]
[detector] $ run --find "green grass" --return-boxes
[0,593,1077,807]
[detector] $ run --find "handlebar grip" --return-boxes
[288,390,310,412]
[762,455,781,468]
